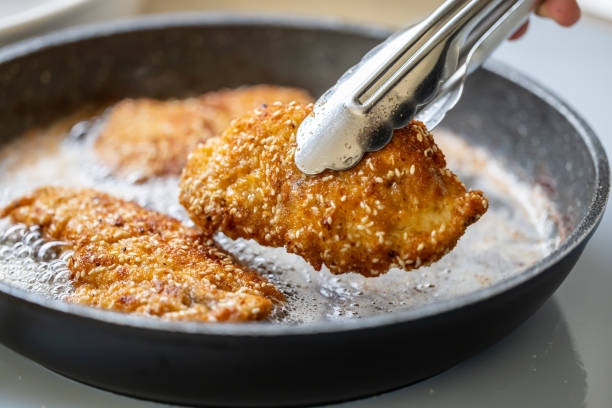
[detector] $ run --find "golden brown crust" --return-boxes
[94,98,215,180]
[1,187,283,322]
[94,85,313,181]
[180,103,488,277]
[197,85,314,135]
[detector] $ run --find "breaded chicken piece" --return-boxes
[1,187,283,322]
[180,103,488,277]
[94,98,215,181]
[198,85,314,136]
[94,85,313,181]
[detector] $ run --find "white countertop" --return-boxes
[1,14,611,408]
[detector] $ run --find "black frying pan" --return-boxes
[0,14,608,407]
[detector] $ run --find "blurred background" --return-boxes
[1,0,611,46]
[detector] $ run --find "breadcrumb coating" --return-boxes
[94,98,214,180]
[198,85,313,136]
[94,85,312,181]
[1,187,283,321]
[180,103,488,277]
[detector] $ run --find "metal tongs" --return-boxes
[295,0,536,174]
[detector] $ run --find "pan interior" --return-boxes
[0,104,561,324]
[0,21,597,326]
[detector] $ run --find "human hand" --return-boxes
[510,0,581,39]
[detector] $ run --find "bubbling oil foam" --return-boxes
[0,220,73,299]
[0,112,560,324]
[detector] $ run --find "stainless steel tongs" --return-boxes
[295,0,536,174]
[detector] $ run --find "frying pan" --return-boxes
[0,14,608,407]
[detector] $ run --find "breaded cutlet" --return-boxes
[1,186,284,321]
[94,85,313,181]
[180,103,488,277]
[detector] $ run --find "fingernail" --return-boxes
[536,3,551,18]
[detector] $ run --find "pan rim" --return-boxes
[0,13,608,337]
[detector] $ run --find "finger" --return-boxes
[537,0,581,27]
[509,20,530,40]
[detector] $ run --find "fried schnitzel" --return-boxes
[94,85,312,181]
[1,187,283,321]
[180,103,488,277]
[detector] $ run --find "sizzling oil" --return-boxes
[0,111,560,324]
